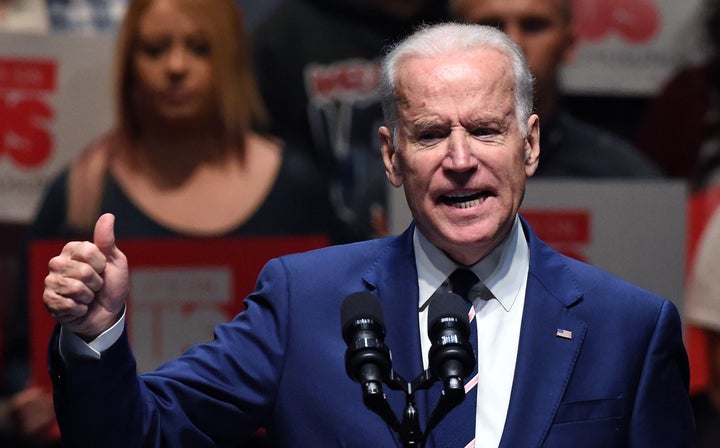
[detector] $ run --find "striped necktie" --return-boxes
[433,268,481,448]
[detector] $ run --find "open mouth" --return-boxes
[440,191,490,209]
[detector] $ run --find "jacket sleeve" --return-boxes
[628,299,697,446]
[50,257,291,448]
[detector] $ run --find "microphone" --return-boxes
[427,292,474,394]
[341,292,404,435]
[341,292,392,389]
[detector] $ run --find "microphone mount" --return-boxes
[371,365,467,447]
[341,292,475,448]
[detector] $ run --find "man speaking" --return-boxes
[42,23,696,447]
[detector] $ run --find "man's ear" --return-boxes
[524,114,540,177]
[380,126,403,187]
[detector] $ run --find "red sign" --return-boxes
[573,0,660,43]
[28,235,330,388]
[522,209,591,262]
[0,57,57,168]
[0,58,56,91]
[306,60,380,100]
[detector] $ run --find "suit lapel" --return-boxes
[499,220,587,447]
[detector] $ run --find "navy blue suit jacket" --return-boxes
[50,218,696,447]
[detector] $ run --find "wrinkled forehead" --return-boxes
[394,51,518,128]
[394,48,515,100]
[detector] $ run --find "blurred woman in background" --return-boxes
[35,0,338,239]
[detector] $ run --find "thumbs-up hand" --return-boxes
[43,213,129,340]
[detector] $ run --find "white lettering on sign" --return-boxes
[129,267,233,372]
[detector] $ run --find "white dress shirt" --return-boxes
[415,214,529,447]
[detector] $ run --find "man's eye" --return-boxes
[471,128,497,137]
[417,131,445,143]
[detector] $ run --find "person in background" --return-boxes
[41,23,695,447]
[450,0,662,178]
[33,0,339,241]
[2,0,339,445]
[252,0,450,240]
[634,0,720,188]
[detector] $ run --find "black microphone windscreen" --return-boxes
[341,292,385,336]
[428,291,469,331]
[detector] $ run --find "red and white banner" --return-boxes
[0,33,114,223]
[564,0,705,94]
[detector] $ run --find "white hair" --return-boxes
[379,22,535,143]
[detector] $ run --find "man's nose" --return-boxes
[445,132,477,171]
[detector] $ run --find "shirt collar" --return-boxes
[415,214,529,312]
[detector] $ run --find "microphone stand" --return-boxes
[360,368,465,448]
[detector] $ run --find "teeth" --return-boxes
[453,198,482,208]
[442,191,487,208]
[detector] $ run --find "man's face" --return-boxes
[380,48,539,266]
[451,0,576,114]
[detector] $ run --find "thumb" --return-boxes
[93,213,118,257]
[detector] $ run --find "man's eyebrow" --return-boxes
[409,117,446,129]
[465,115,509,128]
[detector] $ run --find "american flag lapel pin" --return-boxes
[556,328,573,340]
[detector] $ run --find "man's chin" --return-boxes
[437,231,499,265]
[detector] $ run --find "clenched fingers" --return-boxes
[47,254,104,297]
[43,287,90,324]
[44,242,107,323]
[60,240,108,274]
